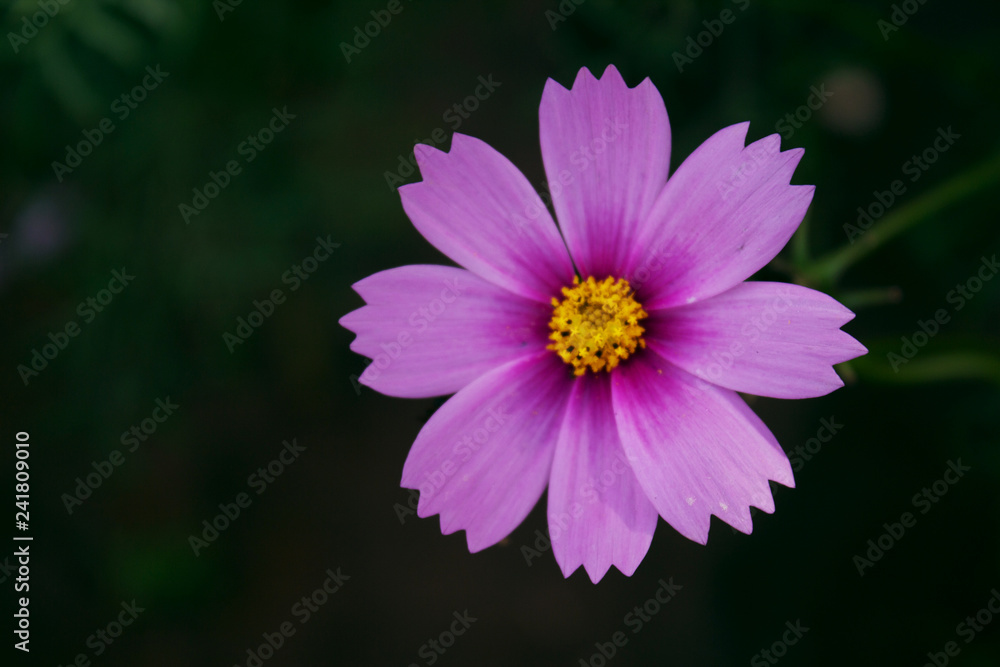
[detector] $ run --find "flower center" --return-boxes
[547,276,648,376]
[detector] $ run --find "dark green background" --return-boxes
[2,0,999,665]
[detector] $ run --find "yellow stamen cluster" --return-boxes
[548,276,648,376]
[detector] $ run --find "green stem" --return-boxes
[804,152,1000,287]
[791,212,811,267]
[838,286,902,310]
[853,352,1000,387]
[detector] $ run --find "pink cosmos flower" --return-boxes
[341,65,866,582]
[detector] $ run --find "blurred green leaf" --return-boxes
[70,7,146,69]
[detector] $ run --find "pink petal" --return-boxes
[648,282,867,399]
[340,265,551,399]
[401,353,573,552]
[630,123,814,310]
[548,374,658,582]
[611,351,794,544]
[399,133,575,303]
[539,65,671,278]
